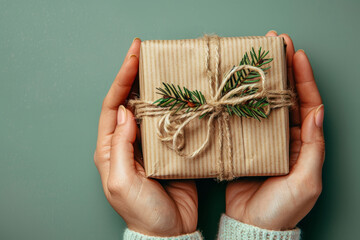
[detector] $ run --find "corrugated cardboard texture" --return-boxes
[138,36,289,179]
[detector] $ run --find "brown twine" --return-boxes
[127,35,295,181]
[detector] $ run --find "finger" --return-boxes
[97,38,141,147]
[293,50,322,122]
[103,38,141,110]
[278,34,301,127]
[289,126,301,168]
[291,104,325,177]
[109,106,138,183]
[265,31,301,126]
[265,30,278,37]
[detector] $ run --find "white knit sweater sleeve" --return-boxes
[123,213,301,240]
[123,229,203,240]
[217,214,301,240]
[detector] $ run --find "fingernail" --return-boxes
[298,49,305,53]
[128,54,137,60]
[269,30,277,35]
[133,37,141,43]
[315,104,324,128]
[117,105,127,125]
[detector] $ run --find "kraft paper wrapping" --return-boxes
[137,36,289,180]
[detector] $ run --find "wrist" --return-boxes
[127,227,181,237]
[127,223,189,238]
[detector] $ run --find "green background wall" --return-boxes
[1,0,359,239]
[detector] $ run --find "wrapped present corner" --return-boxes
[128,35,294,181]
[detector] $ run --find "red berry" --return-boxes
[187,102,196,108]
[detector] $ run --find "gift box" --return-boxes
[129,35,293,180]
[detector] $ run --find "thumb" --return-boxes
[109,105,138,181]
[293,104,325,176]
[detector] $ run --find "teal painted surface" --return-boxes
[1,0,359,239]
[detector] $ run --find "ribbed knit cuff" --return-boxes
[123,228,203,240]
[217,214,301,240]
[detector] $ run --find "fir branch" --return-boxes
[222,47,273,96]
[222,47,273,120]
[153,47,273,121]
[153,82,206,114]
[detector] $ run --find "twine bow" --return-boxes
[128,35,295,180]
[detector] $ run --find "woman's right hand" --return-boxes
[93,38,198,237]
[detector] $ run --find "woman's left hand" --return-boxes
[225,31,325,231]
